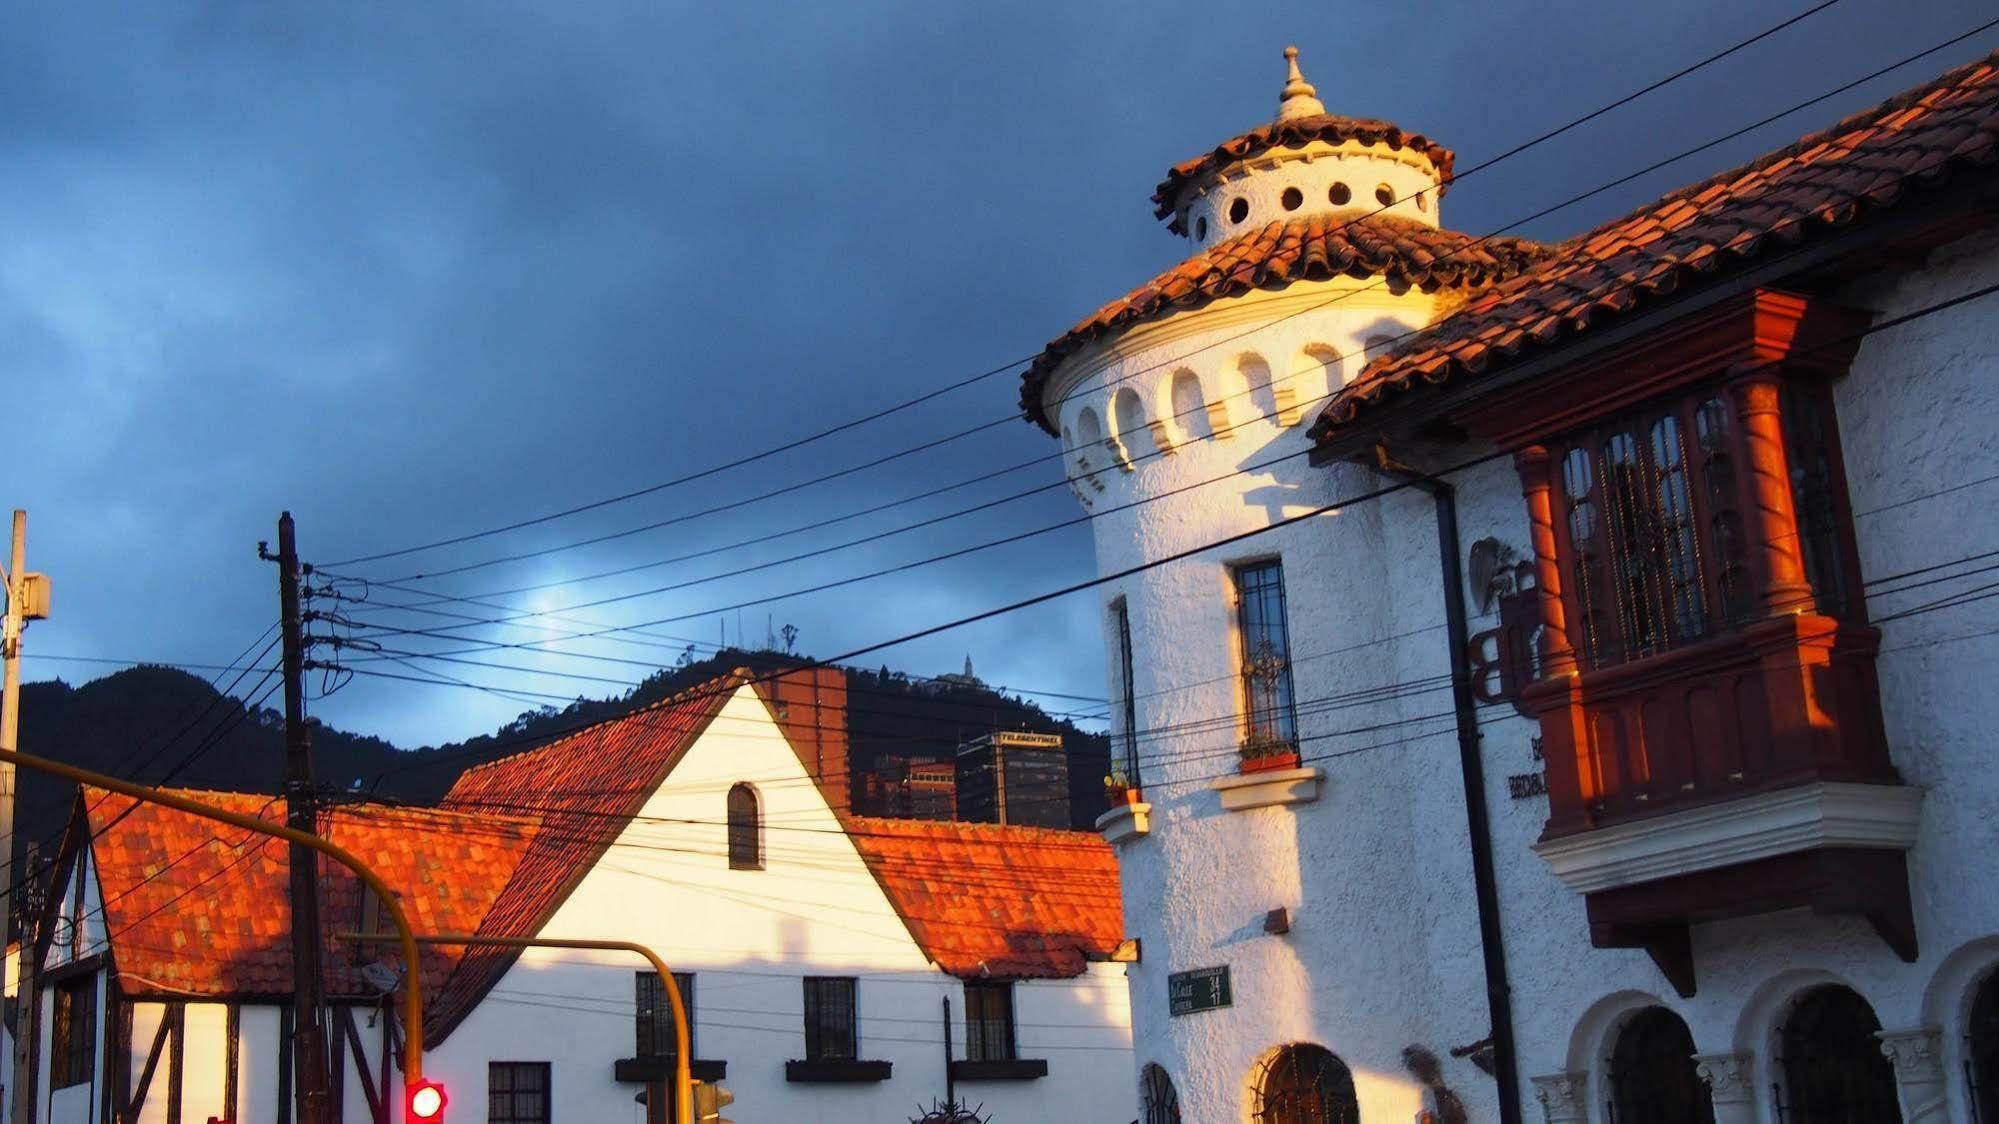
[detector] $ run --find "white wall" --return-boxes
[426,684,1135,1124]
[1051,274,1496,1122]
[1052,218,1999,1123]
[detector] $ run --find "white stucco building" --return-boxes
[1026,44,1999,1124]
[12,668,1134,1123]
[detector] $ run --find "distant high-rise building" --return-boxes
[906,760,957,821]
[956,731,1069,828]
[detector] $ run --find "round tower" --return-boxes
[1019,47,1544,1122]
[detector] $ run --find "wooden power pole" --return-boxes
[3,510,51,1124]
[265,512,334,1124]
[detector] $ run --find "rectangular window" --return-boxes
[488,1061,551,1124]
[963,981,1017,1062]
[1111,598,1140,787]
[1231,560,1298,753]
[50,976,95,1089]
[803,976,857,1061]
[636,971,696,1059]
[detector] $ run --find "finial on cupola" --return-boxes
[1277,45,1326,122]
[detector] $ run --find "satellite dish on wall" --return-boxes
[361,962,402,993]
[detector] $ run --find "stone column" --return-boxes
[1529,1072,1588,1124]
[1877,1027,1948,1122]
[1694,1053,1759,1124]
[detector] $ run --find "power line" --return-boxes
[320,0,1852,575]
[324,20,1999,680]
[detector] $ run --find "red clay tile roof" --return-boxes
[1021,213,1548,431]
[1152,113,1456,227]
[83,788,534,1003]
[845,816,1123,979]
[1309,50,1999,445]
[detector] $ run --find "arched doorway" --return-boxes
[1971,969,1999,1124]
[1140,1062,1181,1124]
[1250,1043,1359,1124]
[1606,1006,1713,1124]
[1778,985,1901,1122]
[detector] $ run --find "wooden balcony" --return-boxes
[1521,611,1921,995]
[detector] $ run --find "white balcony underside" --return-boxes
[1531,781,1924,894]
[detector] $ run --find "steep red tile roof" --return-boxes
[83,789,534,1002]
[1310,50,1999,445]
[1152,113,1457,227]
[1020,213,1548,431]
[424,676,736,1037]
[845,816,1123,979]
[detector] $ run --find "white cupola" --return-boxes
[1156,46,1454,249]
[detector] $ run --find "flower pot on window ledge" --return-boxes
[1239,749,1301,774]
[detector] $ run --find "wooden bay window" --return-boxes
[1476,290,1916,992]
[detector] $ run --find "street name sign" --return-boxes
[1168,966,1232,1016]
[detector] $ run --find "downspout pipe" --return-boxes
[1371,447,1523,1124]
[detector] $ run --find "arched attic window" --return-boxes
[1113,386,1155,457]
[1250,1043,1359,1124]
[1238,353,1278,424]
[1607,1006,1714,1124]
[1303,344,1345,406]
[727,782,763,870]
[1778,985,1902,1121]
[1140,1062,1182,1124]
[1171,369,1216,439]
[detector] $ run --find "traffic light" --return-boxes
[692,1080,734,1123]
[406,1079,448,1122]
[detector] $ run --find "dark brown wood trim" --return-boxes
[328,1005,346,1123]
[165,1004,183,1124]
[339,1006,386,1124]
[126,1007,173,1121]
[277,1005,293,1124]
[99,982,122,1124]
[224,1003,239,1124]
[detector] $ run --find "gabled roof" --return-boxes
[82,788,534,1001]
[424,675,738,1037]
[845,816,1123,979]
[1020,213,1548,432]
[1309,49,1999,445]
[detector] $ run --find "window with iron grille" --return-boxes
[1111,598,1140,787]
[488,1061,551,1124]
[1549,383,1860,671]
[1231,560,1298,754]
[1250,1044,1358,1124]
[50,976,94,1089]
[803,977,857,1062]
[963,981,1016,1062]
[1607,1007,1714,1124]
[727,783,762,870]
[1776,985,1901,1123]
[1967,970,1998,1124]
[1141,1063,1183,1124]
[637,971,695,1059]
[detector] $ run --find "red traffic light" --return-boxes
[406,1079,448,1121]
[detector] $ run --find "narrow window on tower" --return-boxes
[1231,559,1298,761]
[1110,598,1140,791]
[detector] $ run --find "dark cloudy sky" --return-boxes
[7,1,1995,748]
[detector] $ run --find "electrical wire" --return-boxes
[320,0,1852,575]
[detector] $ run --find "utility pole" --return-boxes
[263,513,333,1124]
[2,510,50,1124]
[10,842,41,1124]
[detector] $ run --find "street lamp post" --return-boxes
[0,748,431,1093]
[343,933,695,1124]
